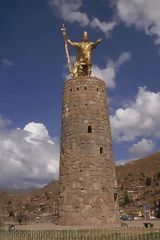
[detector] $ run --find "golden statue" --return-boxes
[61,25,102,77]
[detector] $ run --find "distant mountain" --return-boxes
[3,187,37,195]
[0,190,11,205]
[116,152,160,178]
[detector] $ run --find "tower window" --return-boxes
[70,89,72,92]
[85,104,88,106]
[114,193,118,202]
[77,87,79,90]
[97,88,99,91]
[88,126,92,133]
[84,87,87,90]
[100,147,103,154]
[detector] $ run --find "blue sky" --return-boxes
[0,0,160,189]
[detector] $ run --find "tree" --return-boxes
[124,192,131,205]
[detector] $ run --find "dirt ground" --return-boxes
[4,220,160,230]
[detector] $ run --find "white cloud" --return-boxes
[49,0,89,26]
[90,18,117,37]
[0,58,13,69]
[92,52,131,88]
[50,0,160,44]
[0,121,59,189]
[92,64,116,89]
[24,122,53,144]
[111,87,160,141]
[115,0,160,45]
[116,52,131,67]
[50,0,117,36]
[129,138,155,158]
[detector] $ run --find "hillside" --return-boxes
[0,152,160,221]
[116,152,160,178]
[116,152,160,214]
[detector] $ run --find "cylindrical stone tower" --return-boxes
[58,76,118,226]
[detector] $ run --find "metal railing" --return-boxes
[0,228,160,240]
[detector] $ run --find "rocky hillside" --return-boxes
[0,152,160,221]
[116,152,160,213]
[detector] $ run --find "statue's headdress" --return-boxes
[83,31,88,36]
[82,31,89,41]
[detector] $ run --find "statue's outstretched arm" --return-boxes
[65,37,79,47]
[92,38,103,48]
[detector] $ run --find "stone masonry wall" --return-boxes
[58,76,118,226]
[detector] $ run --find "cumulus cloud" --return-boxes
[50,0,116,36]
[0,121,59,189]
[92,64,116,89]
[110,87,160,141]
[0,58,13,70]
[92,52,131,88]
[129,138,155,159]
[115,0,160,45]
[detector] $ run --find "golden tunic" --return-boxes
[61,25,102,77]
[66,38,102,77]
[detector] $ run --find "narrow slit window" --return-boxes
[88,126,92,133]
[77,87,79,90]
[114,193,118,202]
[100,147,103,154]
[84,87,87,90]
[97,88,99,91]
[70,89,72,92]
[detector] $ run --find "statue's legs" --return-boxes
[71,62,79,77]
[79,64,91,76]
[72,62,92,77]
[87,65,91,76]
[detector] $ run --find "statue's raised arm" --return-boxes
[92,38,103,48]
[61,24,73,74]
[65,36,79,48]
[61,25,102,77]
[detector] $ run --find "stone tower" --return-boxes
[58,76,118,226]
